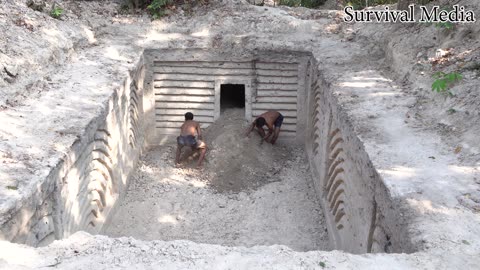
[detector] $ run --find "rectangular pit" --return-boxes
[0,49,411,254]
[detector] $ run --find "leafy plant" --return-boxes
[433,6,456,29]
[431,71,463,95]
[119,2,131,14]
[278,0,301,7]
[147,0,171,19]
[50,5,63,19]
[301,0,326,8]
[447,108,456,114]
[435,21,454,29]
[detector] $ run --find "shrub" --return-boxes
[141,0,208,19]
[431,71,463,95]
[50,5,63,19]
[147,0,171,19]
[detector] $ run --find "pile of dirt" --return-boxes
[203,109,289,193]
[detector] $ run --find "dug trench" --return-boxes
[102,109,329,251]
[0,49,411,255]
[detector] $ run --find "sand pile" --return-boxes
[203,109,288,193]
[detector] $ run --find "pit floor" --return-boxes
[102,110,330,251]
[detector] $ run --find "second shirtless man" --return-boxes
[245,110,284,145]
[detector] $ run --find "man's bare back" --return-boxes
[175,112,207,168]
[180,120,200,137]
[245,110,284,145]
[258,111,280,130]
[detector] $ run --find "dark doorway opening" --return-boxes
[220,84,245,112]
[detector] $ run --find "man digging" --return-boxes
[175,112,207,168]
[245,110,284,145]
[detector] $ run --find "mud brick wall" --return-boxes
[144,49,310,145]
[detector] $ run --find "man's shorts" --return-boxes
[177,135,198,148]
[177,135,206,149]
[274,113,284,128]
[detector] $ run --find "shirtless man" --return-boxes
[175,112,207,168]
[245,110,284,145]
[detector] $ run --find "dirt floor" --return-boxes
[103,109,329,251]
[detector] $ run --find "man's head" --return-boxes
[255,117,266,128]
[185,112,194,121]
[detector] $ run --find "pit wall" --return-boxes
[305,64,412,254]
[0,57,146,247]
[143,49,310,145]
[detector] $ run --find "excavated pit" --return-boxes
[0,49,411,255]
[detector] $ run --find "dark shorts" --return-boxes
[177,135,198,148]
[274,113,284,128]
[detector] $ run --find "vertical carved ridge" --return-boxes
[128,83,140,147]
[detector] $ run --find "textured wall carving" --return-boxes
[62,127,116,235]
[306,71,396,254]
[325,127,347,231]
[129,82,140,148]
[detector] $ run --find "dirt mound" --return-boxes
[203,109,289,193]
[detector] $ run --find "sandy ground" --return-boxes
[2,231,480,269]
[103,109,329,251]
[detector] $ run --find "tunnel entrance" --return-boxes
[220,84,245,112]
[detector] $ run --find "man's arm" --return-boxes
[263,125,273,142]
[245,121,256,137]
[196,122,202,139]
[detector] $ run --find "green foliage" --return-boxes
[278,0,300,7]
[434,6,455,29]
[50,5,63,19]
[447,108,456,114]
[147,0,171,19]
[302,0,326,8]
[119,2,131,14]
[145,0,208,19]
[278,0,326,8]
[435,21,454,29]
[319,261,326,268]
[431,71,463,95]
